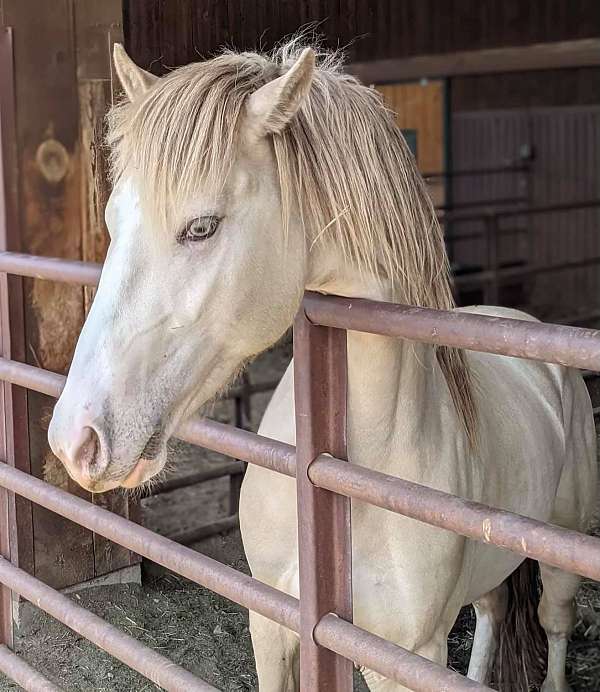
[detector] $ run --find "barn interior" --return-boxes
[0,1,598,690]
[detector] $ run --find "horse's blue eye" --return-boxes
[179,216,220,243]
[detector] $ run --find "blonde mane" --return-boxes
[107,40,478,448]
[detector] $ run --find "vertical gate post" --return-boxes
[0,26,30,647]
[294,301,353,691]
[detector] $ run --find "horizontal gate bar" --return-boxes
[1,252,599,370]
[2,356,600,579]
[0,464,489,691]
[179,416,295,477]
[316,615,488,692]
[303,292,600,371]
[309,457,600,581]
[0,251,101,285]
[0,463,300,633]
[0,356,295,478]
[0,557,212,692]
[0,644,62,692]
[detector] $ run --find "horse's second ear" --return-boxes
[246,47,315,138]
[113,43,158,101]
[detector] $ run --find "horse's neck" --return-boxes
[306,266,435,476]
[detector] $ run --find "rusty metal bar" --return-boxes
[0,356,296,477]
[0,645,62,692]
[176,417,295,477]
[0,251,100,285]
[3,356,600,579]
[0,462,300,633]
[1,252,599,369]
[303,292,600,371]
[0,462,492,692]
[0,364,597,688]
[294,309,353,690]
[309,456,600,581]
[0,357,64,397]
[316,615,490,692]
[3,354,600,578]
[0,557,214,692]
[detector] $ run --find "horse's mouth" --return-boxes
[120,429,166,489]
[140,428,163,460]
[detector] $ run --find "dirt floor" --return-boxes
[1,335,600,691]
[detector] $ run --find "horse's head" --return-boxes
[49,40,465,491]
[48,45,314,491]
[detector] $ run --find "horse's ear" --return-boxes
[246,48,315,138]
[113,43,158,101]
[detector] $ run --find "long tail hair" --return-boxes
[493,559,547,691]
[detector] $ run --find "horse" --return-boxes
[48,40,597,692]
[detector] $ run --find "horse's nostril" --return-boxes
[69,426,100,468]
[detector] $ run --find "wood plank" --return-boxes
[2,0,94,589]
[0,27,21,647]
[348,38,600,84]
[78,77,138,575]
[0,26,34,586]
[377,80,446,206]
[377,81,445,173]
[74,1,138,576]
[124,1,600,68]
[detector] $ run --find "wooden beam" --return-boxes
[348,38,600,84]
[1,0,132,591]
[75,0,138,579]
[0,27,20,648]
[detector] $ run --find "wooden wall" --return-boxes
[452,67,600,111]
[451,106,600,321]
[377,82,445,174]
[124,0,600,71]
[1,0,137,589]
[376,81,446,206]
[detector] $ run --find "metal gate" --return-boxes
[0,252,598,691]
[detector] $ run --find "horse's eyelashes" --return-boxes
[178,215,221,244]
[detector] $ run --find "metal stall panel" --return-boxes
[294,310,353,690]
[451,105,600,319]
[528,106,600,318]
[450,109,531,293]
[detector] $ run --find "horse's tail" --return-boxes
[493,559,547,691]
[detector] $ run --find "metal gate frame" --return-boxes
[0,253,597,690]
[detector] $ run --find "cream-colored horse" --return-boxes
[48,41,596,692]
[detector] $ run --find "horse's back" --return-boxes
[456,304,597,599]
[459,303,595,521]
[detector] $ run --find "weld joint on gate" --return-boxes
[301,305,318,326]
[306,453,332,486]
[305,454,320,484]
